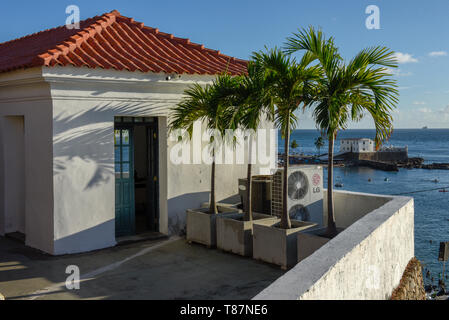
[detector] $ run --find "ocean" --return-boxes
[280,129,449,288]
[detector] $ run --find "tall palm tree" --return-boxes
[285,27,399,237]
[314,136,325,156]
[170,75,240,214]
[230,60,274,222]
[251,48,321,229]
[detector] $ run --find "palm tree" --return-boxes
[314,136,325,156]
[251,48,321,229]
[291,140,299,151]
[285,27,399,237]
[170,75,240,214]
[229,61,274,222]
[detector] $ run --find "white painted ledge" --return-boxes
[254,191,414,300]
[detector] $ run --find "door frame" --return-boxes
[145,119,160,231]
[114,116,160,237]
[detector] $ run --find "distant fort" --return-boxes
[338,138,408,162]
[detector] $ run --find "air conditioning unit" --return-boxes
[271,165,324,227]
[238,176,272,215]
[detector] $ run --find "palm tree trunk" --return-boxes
[245,163,253,221]
[245,135,254,222]
[326,135,337,236]
[210,151,218,214]
[281,124,292,229]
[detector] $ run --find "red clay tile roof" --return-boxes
[0,10,247,75]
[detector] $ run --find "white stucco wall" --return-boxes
[254,191,414,300]
[1,66,275,255]
[166,118,275,234]
[340,139,375,153]
[324,190,392,228]
[0,68,55,253]
[45,66,275,254]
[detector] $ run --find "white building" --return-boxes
[0,10,275,255]
[340,138,375,153]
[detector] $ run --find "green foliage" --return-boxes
[314,136,324,148]
[314,136,325,154]
[169,74,241,149]
[291,140,299,150]
[228,60,275,133]
[249,47,322,137]
[284,26,399,148]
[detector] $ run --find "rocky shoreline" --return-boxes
[399,157,449,170]
[355,158,449,172]
[391,258,426,300]
[284,155,449,172]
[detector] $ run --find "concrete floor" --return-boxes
[0,236,284,300]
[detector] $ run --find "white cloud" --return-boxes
[416,105,449,115]
[383,67,412,77]
[393,52,418,64]
[441,105,449,114]
[439,106,449,120]
[413,101,427,105]
[429,51,447,57]
[394,104,449,128]
[418,107,432,113]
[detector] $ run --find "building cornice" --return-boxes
[49,95,182,103]
[0,67,46,88]
[42,66,215,86]
[0,66,216,102]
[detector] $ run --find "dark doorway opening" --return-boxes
[114,117,159,238]
[3,116,26,242]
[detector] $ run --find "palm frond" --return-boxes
[286,26,398,144]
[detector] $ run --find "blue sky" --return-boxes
[1,0,448,129]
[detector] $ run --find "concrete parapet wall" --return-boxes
[254,191,414,300]
[324,190,392,229]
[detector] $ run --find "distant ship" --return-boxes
[422,126,428,130]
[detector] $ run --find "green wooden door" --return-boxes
[115,127,135,237]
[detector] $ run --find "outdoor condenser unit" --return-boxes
[271,165,324,226]
[238,176,272,215]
